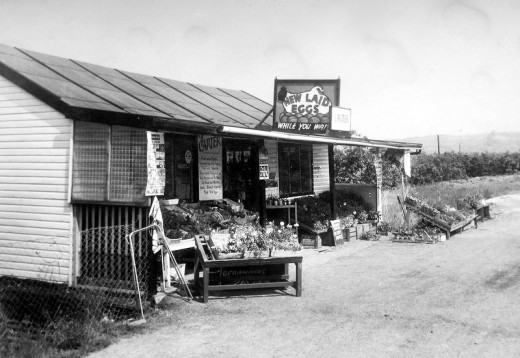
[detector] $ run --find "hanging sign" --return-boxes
[145,131,165,196]
[273,79,340,135]
[330,106,352,132]
[259,146,269,180]
[198,135,223,200]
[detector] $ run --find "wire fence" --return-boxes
[0,223,153,341]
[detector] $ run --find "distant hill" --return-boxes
[396,132,520,154]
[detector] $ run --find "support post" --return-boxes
[328,144,336,219]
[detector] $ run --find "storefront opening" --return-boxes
[278,142,313,197]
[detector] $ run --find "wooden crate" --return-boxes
[343,227,357,241]
[300,233,322,249]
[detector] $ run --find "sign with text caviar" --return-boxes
[198,135,223,200]
[145,131,165,196]
[273,79,340,134]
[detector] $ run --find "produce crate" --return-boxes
[300,234,322,249]
[343,226,357,241]
[405,205,478,239]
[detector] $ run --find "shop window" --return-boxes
[278,143,313,196]
[72,122,147,204]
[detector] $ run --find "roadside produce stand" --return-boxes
[404,196,478,239]
[193,236,302,303]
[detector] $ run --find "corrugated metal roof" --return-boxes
[0,43,274,130]
[0,43,420,150]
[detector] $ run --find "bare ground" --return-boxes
[89,194,520,358]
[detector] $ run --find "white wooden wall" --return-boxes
[312,144,330,195]
[0,75,73,283]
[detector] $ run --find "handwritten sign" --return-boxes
[329,219,344,246]
[198,135,223,200]
[145,131,165,196]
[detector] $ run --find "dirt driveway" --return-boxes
[89,194,520,358]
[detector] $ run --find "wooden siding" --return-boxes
[0,75,72,283]
[313,144,330,195]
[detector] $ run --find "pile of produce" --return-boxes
[404,195,469,226]
[211,222,301,258]
[393,223,444,244]
[160,199,258,239]
[294,190,374,231]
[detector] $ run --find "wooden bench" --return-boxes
[193,236,302,303]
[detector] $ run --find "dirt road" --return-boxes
[89,194,520,358]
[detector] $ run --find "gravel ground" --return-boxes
[89,194,520,358]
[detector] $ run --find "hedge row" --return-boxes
[334,146,520,188]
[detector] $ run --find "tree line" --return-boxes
[334,147,520,188]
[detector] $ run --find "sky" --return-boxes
[1,0,520,140]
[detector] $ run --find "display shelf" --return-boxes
[405,205,478,239]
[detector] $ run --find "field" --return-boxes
[382,174,520,230]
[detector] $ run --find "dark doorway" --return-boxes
[165,134,197,202]
[222,139,259,211]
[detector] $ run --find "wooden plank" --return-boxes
[0,162,68,170]
[0,148,69,157]
[0,204,70,215]
[0,98,46,108]
[0,232,70,244]
[0,155,69,163]
[0,169,70,178]
[0,118,71,128]
[0,217,70,230]
[0,191,68,200]
[0,133,71,142]
[0,91,35,101]
[0,267,68,283]
[0,126,71,135]
[0,224,69,237]
[208,281,293,292]
[0,197,70,207]
[0,111,66,121]
[0,141,70,149]
[0,104,59,115]
[0,210,70,222]
[0,176,68,185]
[0,248,70,261]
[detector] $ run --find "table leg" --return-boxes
[193,257,200,287]
[203,267,209,303]
[295,262,302,297]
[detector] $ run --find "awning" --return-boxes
[218,125,422,153]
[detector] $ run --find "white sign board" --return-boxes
[198,135,223,200]
[145,131,165,196]
[330,106,352,132]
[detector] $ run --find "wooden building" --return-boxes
[0,44,421,290]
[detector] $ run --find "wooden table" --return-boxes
[193,236,303,303]
[265,203,297,225]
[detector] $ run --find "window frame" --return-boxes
[71,122,148,206]
[277,142,314,197]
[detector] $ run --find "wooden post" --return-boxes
[259,179,267,226]
[328,144,336,219]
